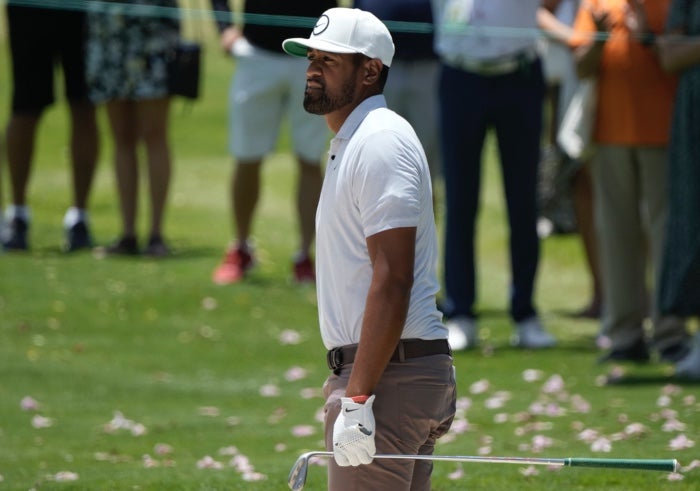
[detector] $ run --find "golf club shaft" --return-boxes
[305,451,678,472]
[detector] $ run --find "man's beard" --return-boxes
[303,77,356,115]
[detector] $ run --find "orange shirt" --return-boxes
[571,0,677,146]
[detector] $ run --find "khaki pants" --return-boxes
[592,145,686,351]
[323,354,456,491]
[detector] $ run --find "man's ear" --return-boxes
[362,58,383,86]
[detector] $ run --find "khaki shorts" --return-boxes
[323,354,456,491]
[228,47,329,163]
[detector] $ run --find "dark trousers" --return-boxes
[439,60,545,322]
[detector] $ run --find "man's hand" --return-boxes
[332,395,376,466]
[219,26,241,54]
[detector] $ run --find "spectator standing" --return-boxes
[86,0,180,257]
[353,0,442,193]
[656,0,700,378]
[432,0,558,350]
[571,0,689,363]
[283,8,456,489]
[2,2,98,252]
[538,0,603,319]
[210,0,336,284]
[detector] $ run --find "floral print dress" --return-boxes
[659,0,700,315]
[86,0,180,103]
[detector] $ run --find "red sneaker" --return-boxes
[212,247,254,285]
[293,256,315,283]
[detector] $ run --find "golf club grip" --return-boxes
[565,458,678,472]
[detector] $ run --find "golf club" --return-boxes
[288,451,679,490]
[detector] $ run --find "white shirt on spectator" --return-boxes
[432,0,541,60]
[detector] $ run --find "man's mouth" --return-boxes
[305,81,323,91]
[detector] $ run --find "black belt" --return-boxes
[327,338,451,371]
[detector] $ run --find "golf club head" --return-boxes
[288,452,310,491]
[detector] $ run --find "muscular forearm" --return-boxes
[345,228,415,398]
[345,278,411,398]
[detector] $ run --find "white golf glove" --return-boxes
[332,394,376,467]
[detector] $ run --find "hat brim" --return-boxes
[282,37,358,59]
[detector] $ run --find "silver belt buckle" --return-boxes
[326,348,343,370]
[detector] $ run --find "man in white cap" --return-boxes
[283,7,456,490]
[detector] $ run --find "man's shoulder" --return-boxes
[363,108,418,143]
[362,106,411,131]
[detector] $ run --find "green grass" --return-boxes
[1,7,699,491]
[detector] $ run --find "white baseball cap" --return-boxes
[282,8,395,67]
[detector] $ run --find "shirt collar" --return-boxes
[336,95,387,141]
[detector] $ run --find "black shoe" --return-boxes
[144,235,170,258]
[659,342,691,364]
[1,217,29,250]
[64,221,93,252]
[104,236,140,255]
[598,338,650,364]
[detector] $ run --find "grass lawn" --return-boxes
[1,4,698,490]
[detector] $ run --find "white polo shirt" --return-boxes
[432,0,541,60]
[316,95,446,349]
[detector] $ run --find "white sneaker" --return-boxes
[446,316,478,351]
[512,317,557,349]
[675,333,700,380]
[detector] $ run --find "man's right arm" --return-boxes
[210,0,233,34]
[210,0,242,53]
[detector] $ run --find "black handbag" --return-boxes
[168,40,202,100]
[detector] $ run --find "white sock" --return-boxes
[5,205,30,222]
[63,207,88,228]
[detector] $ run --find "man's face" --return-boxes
[303,50,361,115]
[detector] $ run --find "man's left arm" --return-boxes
[332,226,416,466]
[345,226,416,398]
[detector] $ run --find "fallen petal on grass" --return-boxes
[541,374,564,394]
[198,406,220,417]
[242,471,267,482]
[662,419,687,432]
[31,414,53,429]
[21,396,40,411]
[519,465,539,476]
[668,434,695,451]
[590,437,612,453]
[201,297,218,311]
[623,423,649,437]
[143,454,160,468]
[219,446,239,456]
[291,425,316,437]
[522,369,543,382]
[196,456,224,469]
[448,466,465,480]
[300,387,323,399]
[470,379,490,394]
[279,329,302,345]
[681,459,700,472]
[155,443,173,455]
[51,471,79,482]
[284,366,308,382]
[259,384,280,397]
